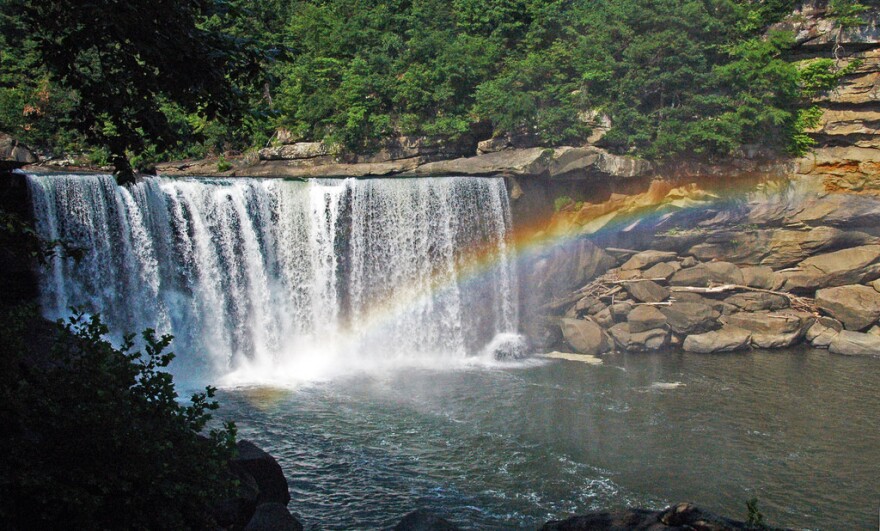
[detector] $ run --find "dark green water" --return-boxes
[217,348,880,529]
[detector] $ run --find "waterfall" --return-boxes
[26,174,521,383]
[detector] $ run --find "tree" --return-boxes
[1,0,262,183]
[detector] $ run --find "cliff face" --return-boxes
[780,0,880,192]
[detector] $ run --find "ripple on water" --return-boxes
[215,348,880,530]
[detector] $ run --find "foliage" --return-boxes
[0,0,263,182]
[745,497,766,528]
[0,306,237,529]
[828,0,869,29]
[554,195,575,212]
[0,209,83,265]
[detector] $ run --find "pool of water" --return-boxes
[215,348,880,529]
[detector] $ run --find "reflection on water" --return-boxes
[216,348,880,530]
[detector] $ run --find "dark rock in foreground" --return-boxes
[244,502,303,531]
[231,440,292,505]
[540,502,779,530]
[393,509,460,530]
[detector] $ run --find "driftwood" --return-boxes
[543,272,818,315]
[669,284,817,313]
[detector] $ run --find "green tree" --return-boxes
[1,0,262,183]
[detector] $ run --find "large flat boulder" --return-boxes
[829,330,880,356]
[560,318,610,355]
[780,245,880,292]
[683,326,751,353]
[659,302,720,334]
[816,284,880,331]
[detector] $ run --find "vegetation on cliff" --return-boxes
[0,0,871,170]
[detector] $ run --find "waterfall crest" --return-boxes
[27,174,520,383]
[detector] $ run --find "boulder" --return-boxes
[0,132,38,171]
[724,292,789,312]
[829,331,880,356]
[659,302,720,334]
[608,323,668,352]
[642,261,680,280]
[620,250,678,271]
[816,284,880,331]
[574,296,606,315]
[394,509,460,531]
[741,266,776,289]
[244,503,303,531]
[627,305,668,333]
[522,320,564,349]
[411,147,553,177]
[623,280,669,303]
[683,327,752,353]
[780,245,880,292]
[259,141,329,161]
[231,440,291,505]
[806,317,843,348]
[681,256,698,268]
[560,318,610,355]
[540,502,756,531]
[670,265,710,287]
[610,302,634,321]
[724,310,806,335]
[705,261,744,285]
[594,307,614,328]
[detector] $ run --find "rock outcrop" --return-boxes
[541,502,771,530]
[0,132,38,172]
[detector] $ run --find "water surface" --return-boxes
[217,347,880,529]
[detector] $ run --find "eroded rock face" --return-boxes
[231,440,291,506]
[816,284,880,331]
[683,327,752,353]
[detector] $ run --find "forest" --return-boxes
[0,0,870,174]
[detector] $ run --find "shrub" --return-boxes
[0,306,237,529]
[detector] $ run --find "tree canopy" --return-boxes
[0,0,868,168]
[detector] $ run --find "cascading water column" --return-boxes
[27,174,522,384]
